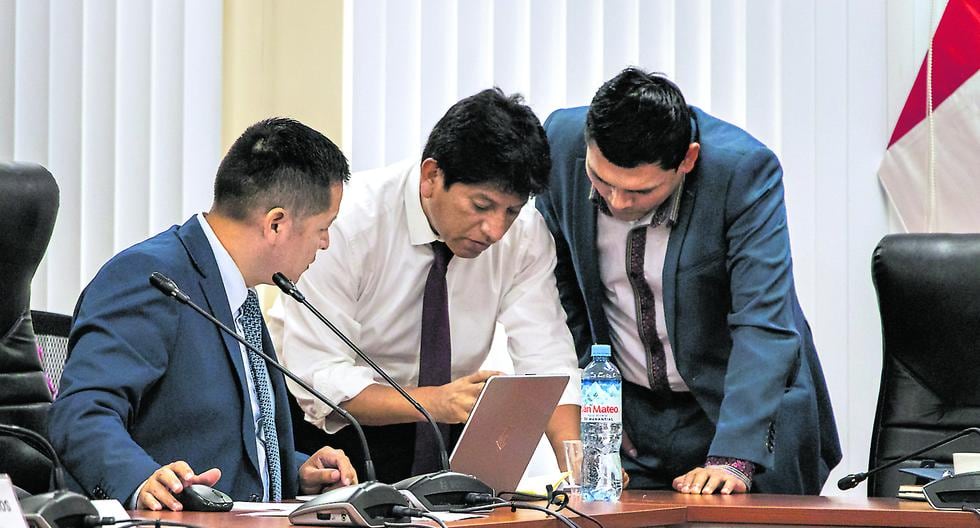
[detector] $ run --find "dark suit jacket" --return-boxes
[48,217,305,502]
[536,107,842,494]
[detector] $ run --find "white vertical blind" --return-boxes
[419,0,458,147]
[674,0,712,109]
[384,0,421,164]
[457,0,494,99]
[345,0,943,493]
[528,0,565,119]
[181,0,222,217]
[114,0,152,254]
[710,0,746,126]
[564,0,601,105]
[349,0,387,171]
[812,0,853,494]
[493,0,531,103]
[13,0,52,308]
[150,0,184,232]
[1,0,223,315]
[47,1,83,323]
[80,0,117,285]
[0,0,13,160]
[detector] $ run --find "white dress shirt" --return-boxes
[596,209,690,392]
[277,160,581,432]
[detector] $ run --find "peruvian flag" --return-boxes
[878,0,980,232]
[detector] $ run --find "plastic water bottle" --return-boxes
[580,344,623,502]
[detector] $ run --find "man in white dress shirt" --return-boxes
[278,89,582,483]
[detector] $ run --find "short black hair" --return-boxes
[422,88,550,198]
[213,117,350,220]
[586,68,692,170]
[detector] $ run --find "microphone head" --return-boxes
[149,272,176,293]
[837,472,866,490]
[149,272,189,303]
[273,272,305,301]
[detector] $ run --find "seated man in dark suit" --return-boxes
[48,117,356,510]
[536,68,842,495]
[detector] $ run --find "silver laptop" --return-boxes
[449,374,569,494]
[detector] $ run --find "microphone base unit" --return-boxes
[20,490,100,528]
[394,470,495,511]
[923,471,980,511]
[289,481,411,527]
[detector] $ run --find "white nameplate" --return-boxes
[0,474,29,528]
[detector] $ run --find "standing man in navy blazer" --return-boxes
[536,68,841,495]
[48,118,356,509]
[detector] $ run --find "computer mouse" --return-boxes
[176,484,234,512]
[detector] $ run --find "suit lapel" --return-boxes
[176,218,262,477]
[573,157,609,345]
[662,172,699,355]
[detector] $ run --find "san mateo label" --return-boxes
[582,403,622,423]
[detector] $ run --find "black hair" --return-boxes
[585,68,692,170]
[213,117,350,220]
[421,88,551,198]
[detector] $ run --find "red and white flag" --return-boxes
[878,0,980,232]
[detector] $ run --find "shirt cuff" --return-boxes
[704,456,755,490]
[129,482,146,509]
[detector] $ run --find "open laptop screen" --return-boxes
[449,374,569,494]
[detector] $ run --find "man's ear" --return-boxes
[419,158,441,199]
[264,207,288,239]
[678,143,700,175]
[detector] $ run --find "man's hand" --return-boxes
[299,446,358,495]
[429,370,501,423]
[137,461,221,511]
[672,466,749,495]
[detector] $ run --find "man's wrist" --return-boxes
[704,456,755,489]
[409,385,443,422]
[130,481,147,509]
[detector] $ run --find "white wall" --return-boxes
[345,0,946,494]
[0,0,223,315]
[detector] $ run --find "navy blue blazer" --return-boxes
[536,107,842,494]
[48,217,305,502]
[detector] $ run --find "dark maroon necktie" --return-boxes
[413,241,453,474]
[626,226,670,392]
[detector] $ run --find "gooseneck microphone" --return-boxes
[838,427,980,490]
[148,272,410,527]
[149,272,378,483]
[273,272,494,511]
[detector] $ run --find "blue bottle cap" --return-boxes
[591,344,611,357]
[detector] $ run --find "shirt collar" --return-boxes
[196,213,250,315]
[403,163,441,246]
[590,176,685,228]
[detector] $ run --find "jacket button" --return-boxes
[250,493,260,502]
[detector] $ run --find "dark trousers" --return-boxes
[290,396,462,484]
[621,380,715,490]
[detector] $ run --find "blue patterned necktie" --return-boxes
[240,290,282,502]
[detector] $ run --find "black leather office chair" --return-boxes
[0,162,60,494]
[868,234,980,497]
